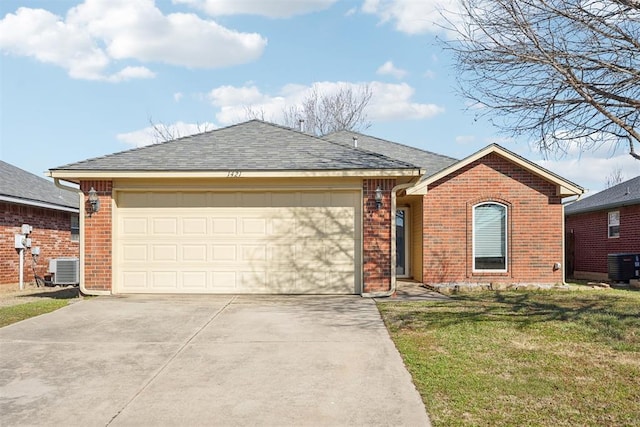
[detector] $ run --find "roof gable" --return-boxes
[323,130,458,175]
[406,144,583,197]
[565,175,640,215]
[51,120,419,174]
[0,161,79,210]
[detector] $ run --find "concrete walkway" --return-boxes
[0,295,430,426]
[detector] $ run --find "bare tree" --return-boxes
[445,0,640,160]
[148,117,213,143]
[244,106,267,122]
[605,166,625,188]
[282,85,373,136]
[244,85,373,136]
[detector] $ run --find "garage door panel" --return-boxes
[122,217,148,234]
[122,244,147,261]
[212,218,237,234]
[183,217,207,234]
[182,245,207,262]
[152,271,178,288]
[115,190,360,294]
[122,271,147,290]
[241,218,267,235]
[182,272,207,289]
[212,271,237,290]
[152,218,177,234]
[152,245,177,261]
[241,245,267,262]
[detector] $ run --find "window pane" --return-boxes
[474,204,506,270]
[71,215,80,242]
[609,225,620,238]
[608,211,620,238]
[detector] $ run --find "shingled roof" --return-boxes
[51,120,419,172]
[323,130,458,177]
[565,175,640,215]
[0,161,78,211]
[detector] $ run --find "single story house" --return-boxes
[1,160,80,286]
[565,175,640,281]
[48,120,583,295]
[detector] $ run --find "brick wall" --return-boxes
[566,204,640,275]
[81,181,113,291]
[422,154,564,285]
[362,178,395,293]
[0,202,79,286]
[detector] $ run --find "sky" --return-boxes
[1,0,638,195]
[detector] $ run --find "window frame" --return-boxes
[472,202,508,272]
[608,210,620,239]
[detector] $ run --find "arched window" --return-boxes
[473,202,507,271]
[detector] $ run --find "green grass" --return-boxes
[378,290,640,426]
[0,299,71,328]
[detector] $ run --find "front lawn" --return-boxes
[0,300,71,328]
[378,290,640,426]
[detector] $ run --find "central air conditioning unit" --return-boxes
[49,257,80,285]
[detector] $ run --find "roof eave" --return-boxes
[0,195,79,213]
[48,168,423,181]
[406,144,584,197]
[565,198,640,216]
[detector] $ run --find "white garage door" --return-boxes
[114,190,361,294]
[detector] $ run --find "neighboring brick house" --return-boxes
[0,161,80,286]
[48,120,582,295]
[565,176,640,281]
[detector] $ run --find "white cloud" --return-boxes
[376,60,407,79]
[106,66,156,82]
[117,121,216,147]
[174,0,338,18]
[505,135,640,194]
[423,69,436,79]
[538,153,640,195]
[208,81,445,125]
[362,0,462,35]
[0,0,267,81]
[345,7,358,17]
[174,92,184,102]
[368,81,444,120]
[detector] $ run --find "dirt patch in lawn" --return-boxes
[0,283,81,308]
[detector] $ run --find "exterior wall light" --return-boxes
[88,187,100,216]
[375,186,383,210]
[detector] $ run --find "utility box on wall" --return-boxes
[608,253,640,282]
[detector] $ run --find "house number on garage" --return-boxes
[227,171,242,177]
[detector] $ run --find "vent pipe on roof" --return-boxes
[299,119,305,133]
[353,136,358,148]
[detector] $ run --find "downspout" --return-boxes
[561,191,583,286]
[362,182,415,298]
[54,178,111,296]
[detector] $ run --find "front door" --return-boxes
[396,208,410,277]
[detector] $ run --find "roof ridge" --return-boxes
[319,130,420,169]
[325,129,458,161]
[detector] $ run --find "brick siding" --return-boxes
[81,181,113,291]
[422,154,564,285]
[0,202,79,286]
[362,178,395,293]
[566,204,640,275]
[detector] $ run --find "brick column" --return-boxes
[81,181,112,291]
[363,178,395,293]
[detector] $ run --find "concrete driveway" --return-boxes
[0,295,430,426]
